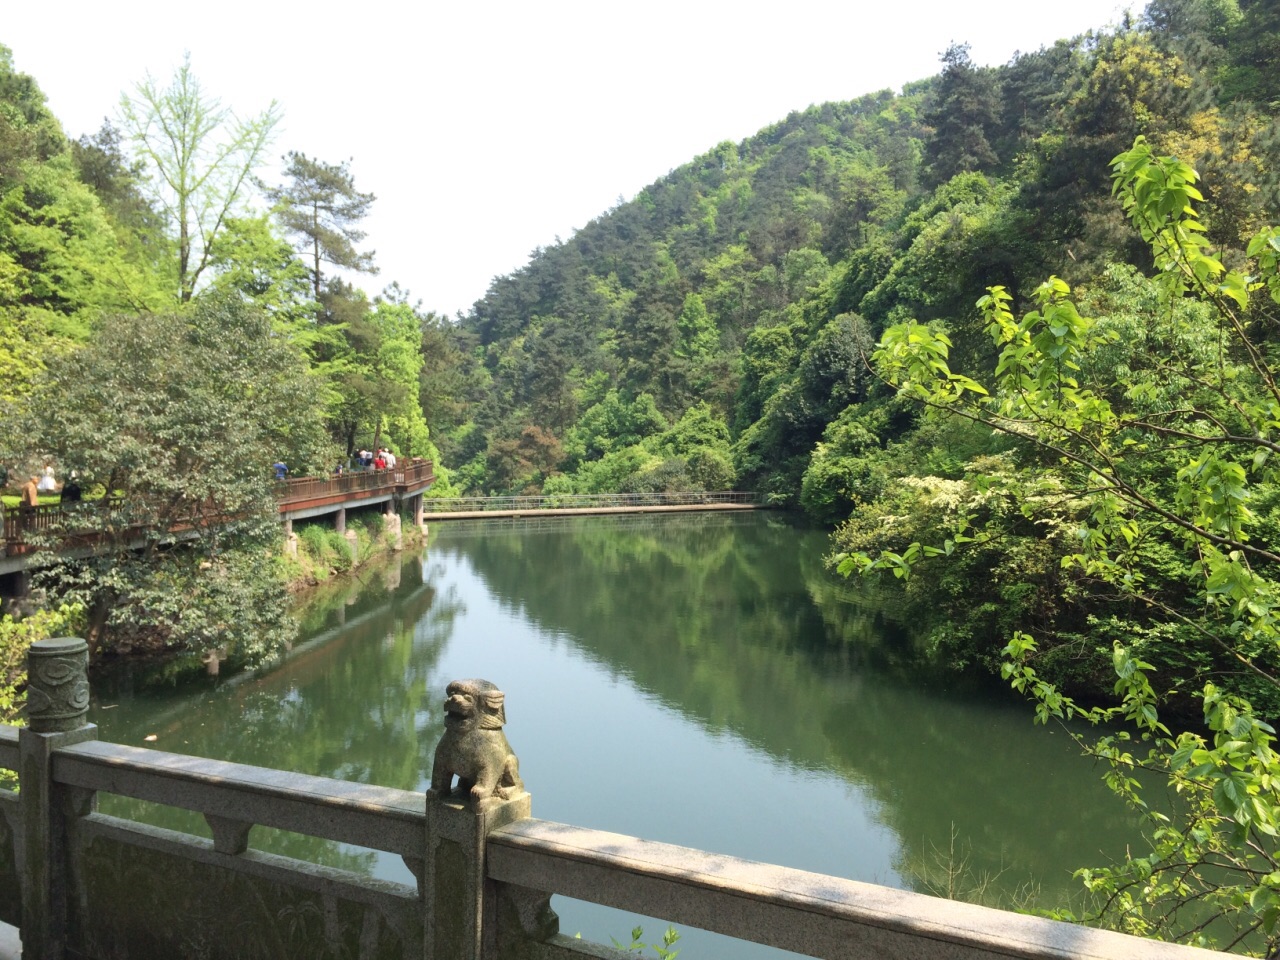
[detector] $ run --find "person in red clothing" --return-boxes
[373,452,386,470]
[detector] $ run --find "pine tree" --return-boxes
[922,43,1001,186]
[265,152,377,299]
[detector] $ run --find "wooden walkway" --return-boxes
[0,463,436,585]
[421,491,758,521]
[0,476,759,584]
[2,462,436,551]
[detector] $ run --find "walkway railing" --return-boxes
[423,491,756,513]
[0,639,1216,960]
[0,504,63,552]
[2,461,435,549]
[276,459,436,508]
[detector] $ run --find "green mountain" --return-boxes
[438,0,1279,509]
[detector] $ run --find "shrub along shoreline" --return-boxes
[0,511,423,725]
[281,510,424,591]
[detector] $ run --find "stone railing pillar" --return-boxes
[426,793,533,960]
[19,637,97,960]
[423,678,555,960]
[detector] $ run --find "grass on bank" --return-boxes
[280,510,420,587]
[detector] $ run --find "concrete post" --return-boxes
[425,793,532,960]
[412,494,426,535]
[282,516,298,557]
[385,503,403,551]
[19,637,98,960]
[334,507,360,560]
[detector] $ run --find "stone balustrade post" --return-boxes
[426,793,534,960]
[19,637,97,960]
[423,678,556,960]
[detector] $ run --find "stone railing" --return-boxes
[0,639,1217,960]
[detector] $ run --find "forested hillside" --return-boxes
[6,1,1280,945]
[0,52,442,475]
[3,1,1277,696]
[439,0,1279,513]
[438,10,1280,943]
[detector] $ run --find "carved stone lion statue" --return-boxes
[427,678,524,804]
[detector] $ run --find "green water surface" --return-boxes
[88,512,1144,957]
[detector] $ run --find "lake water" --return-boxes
[89,512,1143,958]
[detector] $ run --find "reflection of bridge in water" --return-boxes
[0,461,437,592]
[429,509,767,539]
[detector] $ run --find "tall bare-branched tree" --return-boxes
[119,54,280,302]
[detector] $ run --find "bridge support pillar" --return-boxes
[334,508,359,560]
[412,493,426,535]
[282,517,298,557]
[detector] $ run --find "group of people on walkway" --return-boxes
[7,462,80,502]
[356,448,398,471]
[275,448,402,482]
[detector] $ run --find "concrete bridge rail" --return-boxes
[0,640,1219,960]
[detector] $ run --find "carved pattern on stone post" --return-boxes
[26,637,90,733]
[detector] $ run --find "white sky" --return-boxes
[5,1,1134,318]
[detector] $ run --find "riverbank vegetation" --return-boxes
[841,137,1280,950]
[283,511,424,588]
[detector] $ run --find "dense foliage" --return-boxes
[3,2,1280,944]
[840,138,1280,951]
[0,48,446,665]
[408,5,1279,948]
[10,298,333,658]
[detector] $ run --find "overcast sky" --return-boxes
[5,1,1134,317]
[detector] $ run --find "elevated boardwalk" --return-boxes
[276,460,435,521]
[0,461,436,582]
[423,491,759,520]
